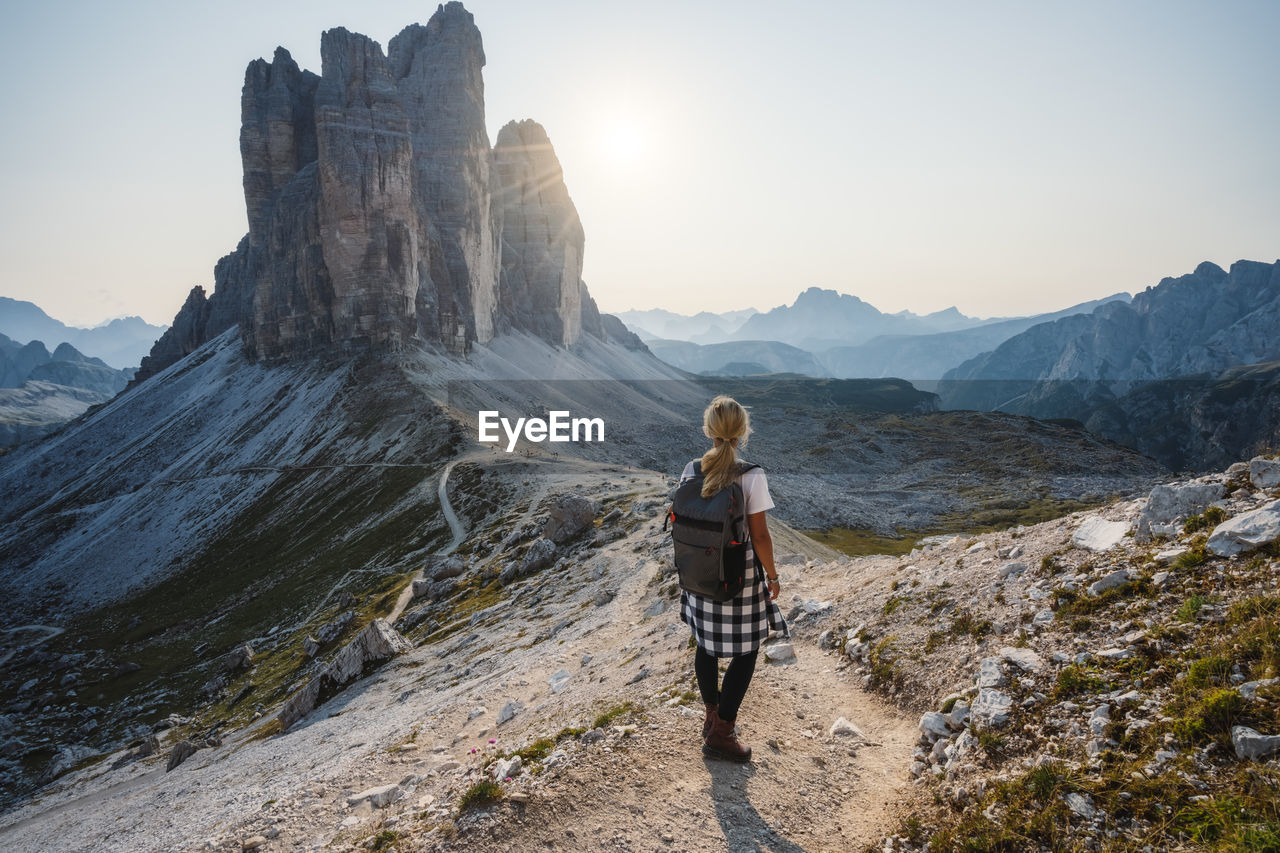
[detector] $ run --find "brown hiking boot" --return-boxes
[703,704,718,741]
[703,715,751,762]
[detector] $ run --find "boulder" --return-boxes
[166,740,200,772]
[970,689,1013,727]
[37,744,97,784]
[277,619,411,731]
[547,669,572,694]
[543,494,597,543]
[998,647,1045,673]
[764,643,796,663]
[1066,792,1096,820]
[1140,481,1225,527]
[425,555,466,580]
[829,717,867,739]
[315,609,355,644]
[347,783,400,809]
[918,712,950,740]
[976,657,1005,688]
[1239,678,1279,701]
[222,643,254,673]
[1250,457,1280,490]
[1088,704,1110,737]
[497,700,524,725]
[1087,569,1131,596]
[1231,725,1280,761]
[493,755,522,781]
[1207,500,1280,556]
[945,700,970,730]
[518,538,558,574]
[1072,517,1128,552]
[998,561,1027,579]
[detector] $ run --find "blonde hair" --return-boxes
[699,395,752,498]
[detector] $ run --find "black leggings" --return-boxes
[694,645,759,722]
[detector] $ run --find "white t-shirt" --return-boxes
[679,461,775,516]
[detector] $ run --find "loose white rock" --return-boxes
[493,755,522,781]
[1087,569,1131,596]
[497,701,524,725]
[830,717,867,739]
[919,712,950,740]
[971,689,1013,727]
[998,561,1027,579]
[1232,726,1280,760]
[1239,678,1280,701]
[1249,457,1280,490]
[976,657,1005,689]
[548,669,572,694]
[347,784,399,810]
[765,643,796,663]
[1066,792,1096,820]
[1208,500,1280,556]
[1072,517,1128,552]
[999,646,1045,673]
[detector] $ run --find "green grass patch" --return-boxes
[1052,664,1111,700]
[369,830,400,851]
[952,610,993,638]
[509,737,555,763]
[457,780,503,813]
[592,701,641,730]
[1177,593,1211,622]
[1184,505,1228,534]
[806,527,922,557]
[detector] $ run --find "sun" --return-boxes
[599,115,651,168]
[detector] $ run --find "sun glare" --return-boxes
[599,115,650,168]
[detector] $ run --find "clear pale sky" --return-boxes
[1,0,1277,328]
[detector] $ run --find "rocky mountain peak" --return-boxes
[494,119,585,347]
[137,3,625,382]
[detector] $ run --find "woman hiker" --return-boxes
[678,395,787,762]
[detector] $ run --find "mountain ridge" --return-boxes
[0,298,166,370]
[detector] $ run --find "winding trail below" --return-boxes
[388,454,472,626]
[0,625,64,667]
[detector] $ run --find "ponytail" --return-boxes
[699,395,752,498]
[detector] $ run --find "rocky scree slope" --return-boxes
[0,314,693,811]
[0,452,920,853]
[813,455,1280,851]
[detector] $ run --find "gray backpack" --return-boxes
[666,460,760,601]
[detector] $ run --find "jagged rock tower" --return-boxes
[139,2,634,381]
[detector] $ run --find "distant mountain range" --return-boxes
[818,293,1131,381]
[939,259,1280,468]
[730,287,1001,351]
[0,332,133,446]
[0,298,167,369]
[624,289,1132,380]
[612,307,758,344]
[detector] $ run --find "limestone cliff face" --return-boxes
[494,119,585,347]
[138,2,632,381]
